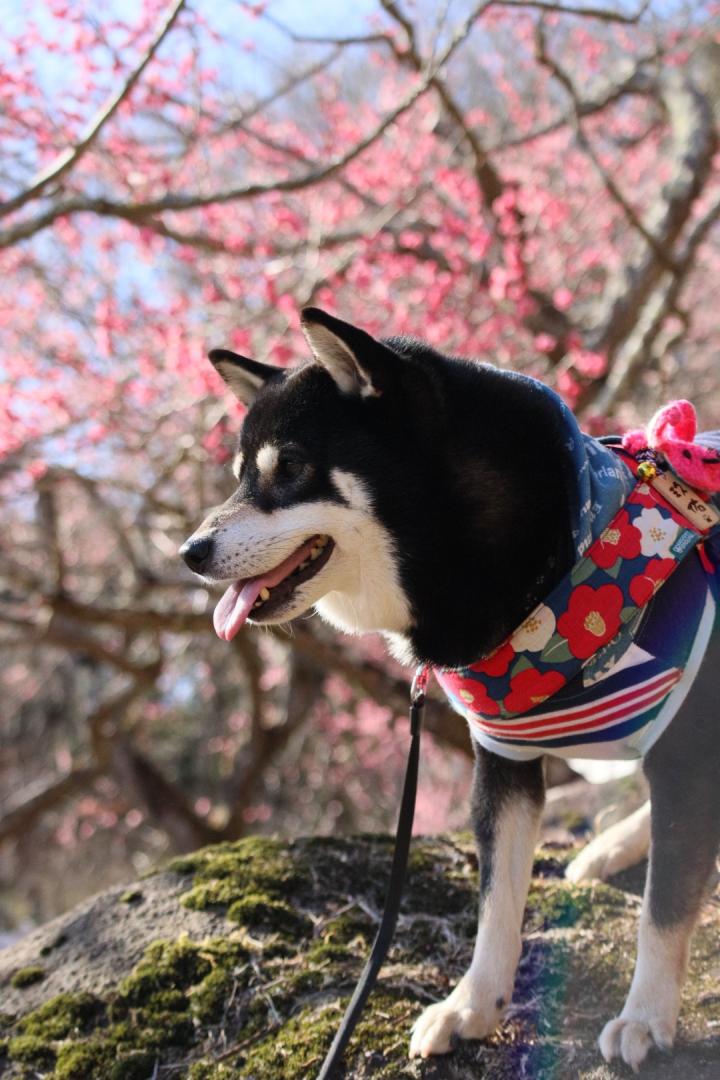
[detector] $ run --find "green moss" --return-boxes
[54,1039,114,1079]
[189,967,234,1023]
[17,991,103,1040]
[181,879,243,910]
[322,909,373,945]
[532,844,576,876]
[119,888,143,905]
[241,992,415,1079]
[10,965,45,988]
[2,833,714,1079]
[175,837,301,924]
[227,892,311,935]
[115,938,212,1007]
[89,934,256,1064]
[525,880,625,931]
[170,837,296,891]
[108,1050,157,1079]
[137,1013,196,1050]
[187,1063,239,1079]
[306,910,373,968]
[7,1033,57,1068]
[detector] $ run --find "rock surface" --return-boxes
[0,834,718,1079]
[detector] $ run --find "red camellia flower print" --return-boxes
[589,508,641,569]
[481,640,515,677]
[557,583,624,659]
[629,558,675,605]
[440,676,501,717]
[503,668,567,714]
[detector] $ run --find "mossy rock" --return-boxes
[0,833,718,1078]
[9,966,45,989]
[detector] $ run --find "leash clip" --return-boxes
[411,664,431,706]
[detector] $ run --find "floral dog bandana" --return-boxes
[435,380,720,762]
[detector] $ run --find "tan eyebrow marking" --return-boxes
[256,443,279,480]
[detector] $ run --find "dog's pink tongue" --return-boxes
[213,537,322,642]
[213,580,264,641]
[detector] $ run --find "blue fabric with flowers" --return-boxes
[435,379,720,761]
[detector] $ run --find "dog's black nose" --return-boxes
[180,536,213,573]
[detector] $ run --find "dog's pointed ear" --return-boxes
[208,349,278,406]
[301,307,391,397]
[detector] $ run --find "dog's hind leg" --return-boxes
[566,799,651,883]
[599,665,720,1070]
[409,743,544,1058]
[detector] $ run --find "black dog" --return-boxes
[182,308,720,1070]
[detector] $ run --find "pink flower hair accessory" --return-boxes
[622,400,720,494]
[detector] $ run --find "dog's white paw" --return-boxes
[566,802,651,883]
[565,839,621,883]
[598,1014,674,1072]
[409,978,507,1058]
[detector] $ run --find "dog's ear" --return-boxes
[208,349,279,406]
[301,307,393,397]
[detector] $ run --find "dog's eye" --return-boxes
[277,455,305,481]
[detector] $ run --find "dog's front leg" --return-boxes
[410,745,544,1057]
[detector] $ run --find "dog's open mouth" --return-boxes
[213,535,334,640]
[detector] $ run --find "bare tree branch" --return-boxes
[0,11,483,250]
[534,22,674,267]
[108,737,218,850]
[214,47,344,134]
[0,0,187,220]
[589,191,720,414]
[589,45,720,360]
[488,56,656,150]
[262,13,395,50]
[221,649,322,840]
[380,0,505,208]
[35,482,65,594]
[493,0,650,21]
[0,767,101,846]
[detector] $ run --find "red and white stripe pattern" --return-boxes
[468,668,682,743]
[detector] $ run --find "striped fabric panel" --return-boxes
[468,669,681,742]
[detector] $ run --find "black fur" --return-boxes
[234,332,575,667]
[643,628,720,928]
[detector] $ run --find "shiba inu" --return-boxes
[181,307,720,1071]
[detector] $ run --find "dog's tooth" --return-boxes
[310,547,322,560]
[259,587,270,601]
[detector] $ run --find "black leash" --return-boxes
[316,666,429,1080]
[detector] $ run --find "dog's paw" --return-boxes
[409,981,506,1058]
[598,1014,674,1072]
[565,838,621,883]
[566,802,651,883]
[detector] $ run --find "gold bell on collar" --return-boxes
[637,459,658,481]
